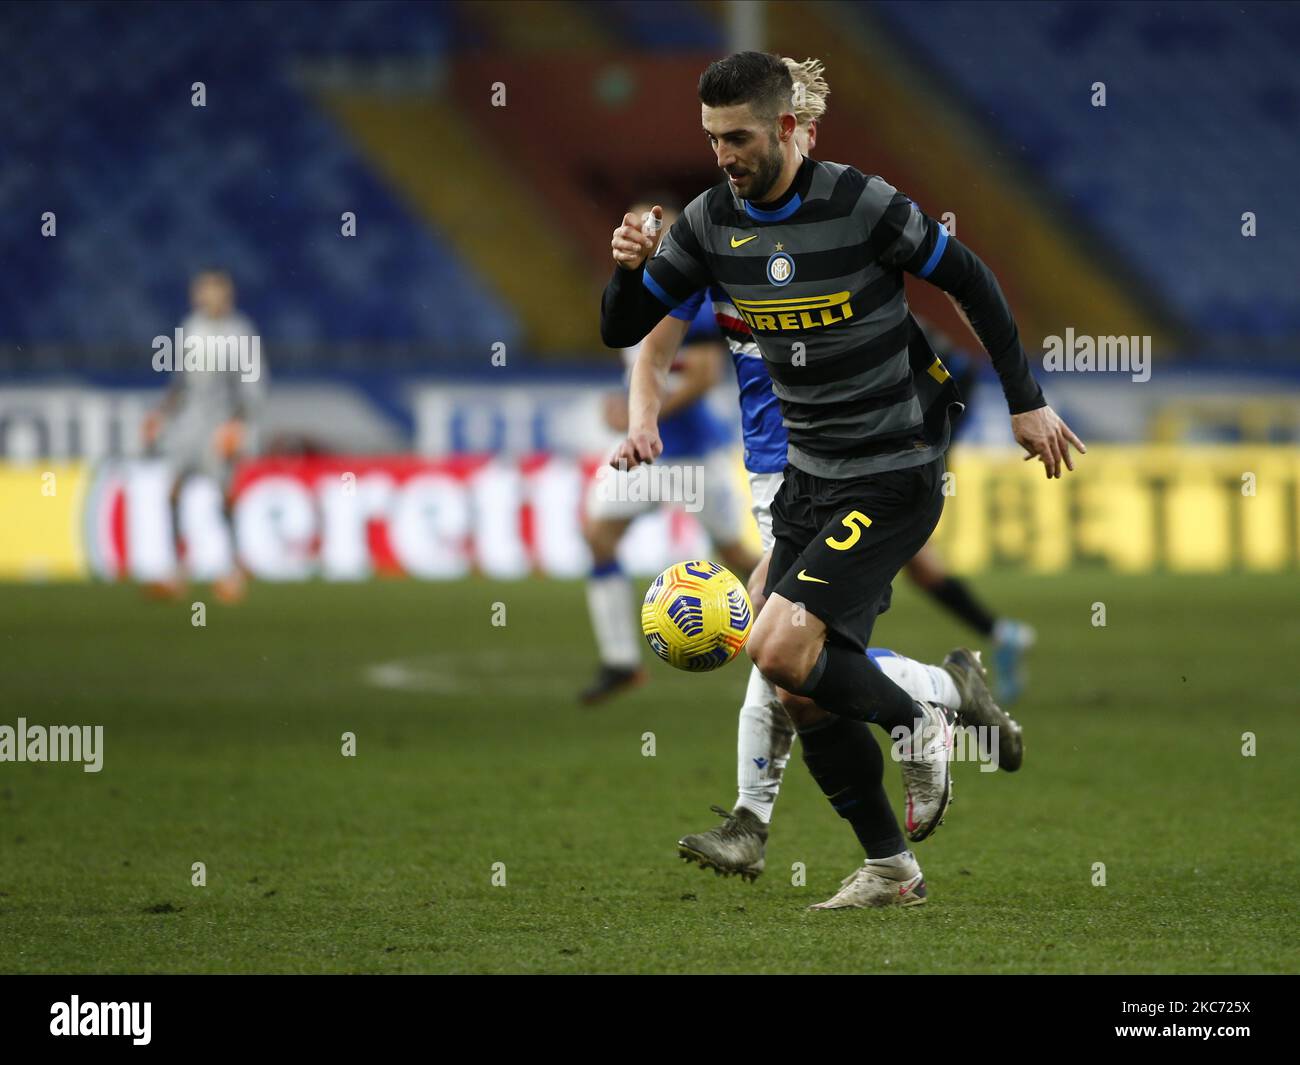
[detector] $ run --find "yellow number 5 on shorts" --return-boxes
[824,510,872,551]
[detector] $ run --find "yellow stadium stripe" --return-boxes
[316,91,600,353]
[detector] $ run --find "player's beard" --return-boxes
[745,131,786,204]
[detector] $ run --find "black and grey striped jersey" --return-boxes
[604,154,1044,479]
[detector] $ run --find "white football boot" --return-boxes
[899,701,955,842]
[809,851,927,910]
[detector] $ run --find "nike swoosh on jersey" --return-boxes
[797,570,829,584]
[730,234,758,248]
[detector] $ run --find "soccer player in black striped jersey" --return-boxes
[601,52,1084,909]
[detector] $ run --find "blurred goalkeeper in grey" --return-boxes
[143,268,265,602]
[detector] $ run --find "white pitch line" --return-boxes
[362,652,573,696]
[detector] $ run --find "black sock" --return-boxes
[800,644,921,733]
[926,576,996,637]
[798,715,905,859]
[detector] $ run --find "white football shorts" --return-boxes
[746,469,784,553]
[587,448,746,547]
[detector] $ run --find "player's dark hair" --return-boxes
[698,52,795,122]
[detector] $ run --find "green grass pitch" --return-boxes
[2,571,1297,973]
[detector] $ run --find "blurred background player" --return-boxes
[142,268,264,603]
[579,205,757,704]
[609,60,1020,880]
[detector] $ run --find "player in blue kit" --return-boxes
[580,204,758,705]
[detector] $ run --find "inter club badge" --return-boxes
[766,251,795,286]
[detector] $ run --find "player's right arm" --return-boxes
[609,312,691,470]
[143,357,188,447]
[601,199,715,348]
[659,341,723,416]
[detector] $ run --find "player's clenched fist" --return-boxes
[611,205,664,270]
[608,428,663,471]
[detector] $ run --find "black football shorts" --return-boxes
[764,455,946,652]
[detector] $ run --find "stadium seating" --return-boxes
[872,0,1300,349]
[4,0,1295,363]
[0,1,519,358]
